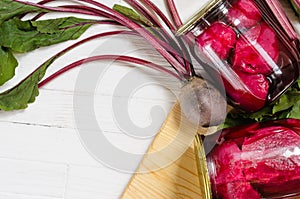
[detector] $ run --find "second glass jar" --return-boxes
[195,119,300,199]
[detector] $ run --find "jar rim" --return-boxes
[194,135,213,199]
[177,0,223,36]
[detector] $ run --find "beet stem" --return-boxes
[15,0,191,79]
[74,0,188,76]
[124,0,190,73]
[38,55,180,87]
[139,0,175,31]
[136,0,193,75]
[166,0,182,28]
[125,0,161,28]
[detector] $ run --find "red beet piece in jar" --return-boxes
[196,22,236,60]
[242,126,300,197]
[227,0,261,28]
[208,141,261,199]
[216,180,261,199]
[223,69,269,112]
[233,22,279,74]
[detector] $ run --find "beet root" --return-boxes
[179,77,227,127]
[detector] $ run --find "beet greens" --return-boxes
[0,0,299,128]
[0,0,227,127]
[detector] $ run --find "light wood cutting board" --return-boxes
[121,102,211,199]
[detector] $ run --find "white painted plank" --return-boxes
[0,192,60,199]
[0,122,154,167]
[0,88,175,131]
[65,165,131,199]
[0,158,67,198]
[0,122,102,167]
[0,123,154,198]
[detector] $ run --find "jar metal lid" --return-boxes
[177,0,223,36]
[194,135,212,199]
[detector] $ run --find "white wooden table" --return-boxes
[0,1,299,199]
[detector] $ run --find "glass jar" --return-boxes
[178,0,300,112]
[194,119,300,199]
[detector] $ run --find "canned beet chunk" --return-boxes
[195,119,300,199]
[208,141,261,199]
[233,22,279,74]
[196,22,236,60]
[224,70,269,112]
[227,0,261,28]
[242,126,300,197]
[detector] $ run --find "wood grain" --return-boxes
[121,103,210,199]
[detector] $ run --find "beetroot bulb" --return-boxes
[205,119,300,199]
[179,77,227,127]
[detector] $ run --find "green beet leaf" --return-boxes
[0,17,94,53]
[0,56,56,111]
[0,16,94,86]
[113,4,153,27]
[289,100,300,118]
[0,14,95,109]
[31,16,95,34]
[272,90,300,114]
[0,47,18,86]
[0,0,44,25]
[0,15,95,110]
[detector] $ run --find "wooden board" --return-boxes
[121,103,211,199]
